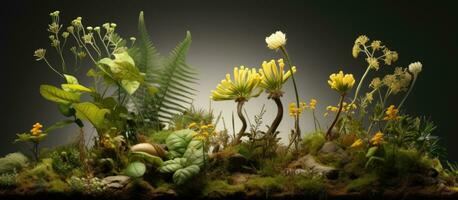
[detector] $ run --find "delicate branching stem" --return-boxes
[352,66,371,105]
[279,46,301,141]
[326,94,345,140]
[97,31,111,57]
[266,96,283,137]
[43,58,65,78]
[398,75,417,110]
[32,141,39,162]
[234,100,247,145]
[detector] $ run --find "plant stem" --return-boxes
[33,141,39,162]
[266,96,283,137]
[352,66,371,105]
[234,100,247,145]
[326,94,345,140]
[398,75,417,110]
[279,46,301,143]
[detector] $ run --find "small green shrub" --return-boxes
[50,147,82,177]
[302,133,326,155]
[202,180,245,198]
[148,130,173,144]
[0,152,29,174]
[0,173,17,187]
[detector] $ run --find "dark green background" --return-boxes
[1,0,457,160]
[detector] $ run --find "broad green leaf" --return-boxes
[40,85,81,104]
[165,129,195,158]
[173,164,200,185]
[44,120,74,133]
[130,151,163,167]
[58,103,75,117]
[183,145,205,167]
[121,80,141,95]
[124,161,146,178]
[159,158,187,173]
[366,146,379,158]
[64,74,79,84]
[73,102,110,129]
[61,84,93,93]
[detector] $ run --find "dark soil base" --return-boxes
[1,190,458,200]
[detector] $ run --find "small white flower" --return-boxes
[265,31,286,50]
[408,61,422,76]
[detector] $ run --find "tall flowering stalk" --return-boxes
[326,71,355,140]
[211,66,263,144]
[258,59,296,137]
[265,31,302,148]
[351,35,398,105]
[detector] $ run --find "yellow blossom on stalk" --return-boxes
[188,122,198,129]
[366,57,380,70]
[258,59,296,96]
[350,139,363,148]
[193,123,216,141]
[382,67,412,94]
[325,102,357,116]
[289,102,306,117]
[211,66,263,102]
[369,77,382,89]
[328,71,355,95]
[383,105,400,120]
[30,123,43,136]
[371,132,384,145]
[265,31,286,50]
[308,99,317,110]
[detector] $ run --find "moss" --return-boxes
[16,158,69,192]
[293,174,326,196]
[148,130,173,144]
[302,133,326,155]
[0,173,17,188]
[49,147,82,177]
[245,176,286,193]
[346,173,378,192]
[202,180,245,198]
[0,152,29,174]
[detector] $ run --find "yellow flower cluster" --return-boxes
[30,123,43,136]
[326,102,357,113]
[189,123,216,141]
[352,35,398,69]
[328,71,355,95]
[382,67,412,94]
[383,105,400,120]
[371,131,384,145]
[289,102,307,118]
[258,59,296,96]
[211,66,263,102]
[350,138,363,148]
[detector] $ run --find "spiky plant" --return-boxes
[211,66,263,144]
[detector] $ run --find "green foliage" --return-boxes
[49,147,81,177]
[346,173,378,192]
[293,173,326,196]
[124,161,146,178]
[148,130,173,144]
[16,158,69,192]
[170,105,214,130]
[0,153,29,174]
[202,180,245,198]
[166,129,203,158]
[73,102,110,129]
[302,132,326,155]
[173,165,200,185]
[129,151,163,167]
[40,85,81,104]
[0,173,17,187]
[67,176,106,194]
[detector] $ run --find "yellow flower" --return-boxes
[188,122,198,129]
[355,35,369,45]
[30,123,43,136]
[34,49,46,61]
[370,40,382,50]
[383,49,398,65]
[211,66,263,102]
[350,139,363,148]
[352,44,360,58]
[289,102,306,117]
[369,77,382,89]
[366,57,380,70]
[308,99,317,110]
[265,31,286,50]
[371,131,384,145]
[383,105,400,120]
[408,61,422,76]
[328,71,356,95]
[258,59,296,96]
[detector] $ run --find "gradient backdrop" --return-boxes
[1,0,457,160]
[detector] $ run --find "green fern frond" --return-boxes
[155,31,198,121]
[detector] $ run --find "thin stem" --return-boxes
[266,96,283,137]
[398,75,417,110]
[43,58,65,78]
[352,66,371,105]
[234,100,247,145]
[97,31,111,57]
[326,94,345,140]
